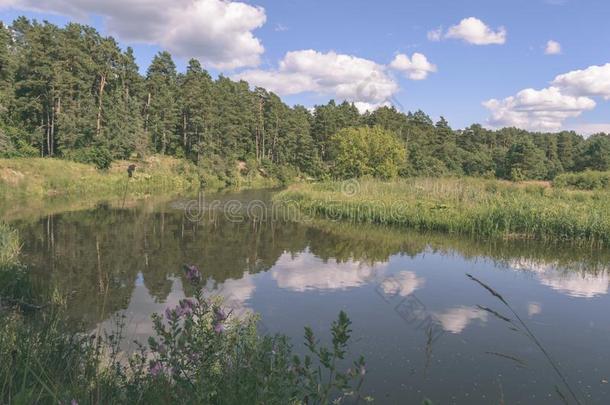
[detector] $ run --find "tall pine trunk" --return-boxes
[96,74,106,137]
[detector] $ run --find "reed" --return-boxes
[275,177,610,244]
[0,222,19,267]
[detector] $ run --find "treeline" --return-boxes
[0,18,609,180]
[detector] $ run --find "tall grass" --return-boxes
[0,222,20,267]
[275,177,610,244]
[0,156,201,205]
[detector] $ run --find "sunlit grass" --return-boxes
[275,177,610,244]
[0,156,201,204]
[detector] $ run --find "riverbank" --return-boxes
[0,156,200,203]
[0,156,283,213]
[274,177,610,244]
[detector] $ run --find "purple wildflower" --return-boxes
[165,307,174,319]
[149,361,163,377]
[214,322,225,334]
[213,307,227,323]
[179,298,195,316]
[184,265,201,284]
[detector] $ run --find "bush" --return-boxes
[65,146,114,170]
[0,127,38,158]
[554,171,610,190]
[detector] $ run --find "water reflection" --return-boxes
[379,271,424,297]
[271,250,384,291]
[434,306,488,334]
[6,189,610,404]
[510,259,610,298]
[528,302,542,317]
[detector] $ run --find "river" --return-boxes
[7,189,610,404]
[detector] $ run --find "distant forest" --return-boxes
[0,18,609,180]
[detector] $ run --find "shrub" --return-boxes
[65,146,114,170]
[554,170,610,190]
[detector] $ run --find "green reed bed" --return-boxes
[275,178,610,244]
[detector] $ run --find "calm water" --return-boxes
[7,189,610,404]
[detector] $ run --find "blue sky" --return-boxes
[1,0,609,134]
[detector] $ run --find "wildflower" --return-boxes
[149,361,163,377]
[188,352,201,363]
[165,307,174,319]
[213,307,227,323]
[184,265,201,284]
[214,322,225,334]
[179,298,195,316]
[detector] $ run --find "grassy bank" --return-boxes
[275,177,610,244]
[0,156,201,204]
[0,157,285,217]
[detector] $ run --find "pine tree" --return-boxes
[145,51,179,155]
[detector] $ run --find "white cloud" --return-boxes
[427,27,442,42]
[483,86,596,131]
[379,271,425,297]
[434,306,487,334]
[235,49,399,111]
[510,259,610,298]
[528,302,542,317]
[445,17,506,45]
[545,40,562,55]
[552,63,610,99]
[270,251,386,292]
[0,0,266,69]
[567,123,610,135]
[389,52,437,80]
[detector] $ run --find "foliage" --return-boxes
[328,126,406,179]
[0,18,608,183]
[0,263,371,404]
[0,221,19,267]
[554,170,610,190]
[504,138,548,180]
[0,156,199,203]
[275,178,610,244]
[65,146,114,170]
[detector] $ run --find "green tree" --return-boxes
[145,51,179,155]
[329,126,406,179]
[178,59,213,161]
[504,138,548,180]
[577,134,610,171]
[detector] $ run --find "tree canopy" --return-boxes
[0,18,608,181]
